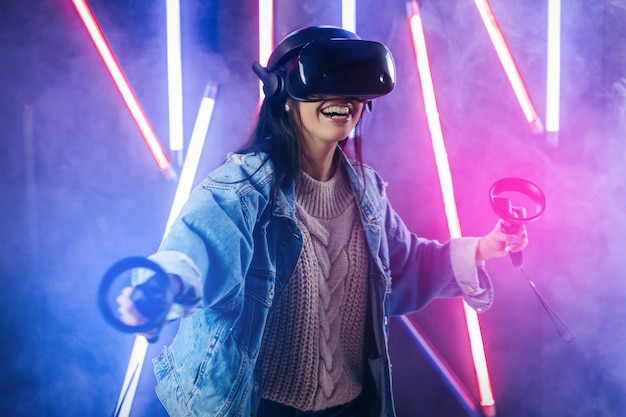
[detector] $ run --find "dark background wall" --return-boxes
[1,0,625,416]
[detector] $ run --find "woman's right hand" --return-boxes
[116,286,159,340]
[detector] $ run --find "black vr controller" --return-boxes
[98,256,173,343]
[489,177,547,266]
[489,178,572,342]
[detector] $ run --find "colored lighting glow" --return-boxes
[115,83,218,417]
[473,0,544,134]
[406,1,495,414]
[258,0,274,100]
[166,0,184,163]
[342,0,357,33]
[71,0,173,175]
[546,0,561,147]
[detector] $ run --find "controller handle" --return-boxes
[492,197,525,266]
[489,178,547,267]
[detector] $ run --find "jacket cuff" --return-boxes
[449,237,494,312]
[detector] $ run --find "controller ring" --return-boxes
[98,256,172,334]
[489,177,547,224]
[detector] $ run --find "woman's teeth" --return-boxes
[321,106,350,119]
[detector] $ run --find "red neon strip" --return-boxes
[406,2,495,414]
[474,0,543,134]
[72,0,172,172]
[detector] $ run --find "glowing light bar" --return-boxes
[166,0,184,165]
[342,0,357,33]
[114,337,148,417]
[399,315,482,417]
[463,302,495,414]
[546,0,561,147]
[71,0,173,177]
[164,82,218,238]
[406,2,461,238]
[115,83,218,417]
[258,0,274,100]
[473,0,544,135]
[407,2,495,415]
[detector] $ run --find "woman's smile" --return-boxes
[320,102,353,121]
[297,98,363,151]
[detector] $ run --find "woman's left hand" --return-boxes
[477,220,529,262]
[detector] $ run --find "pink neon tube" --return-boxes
[474,0,543,134]
[72,0,173,174]
[406,2,496,415]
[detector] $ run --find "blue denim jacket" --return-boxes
[148,151,493,417]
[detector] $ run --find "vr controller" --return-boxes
[97,256,173,343]
[489,177,547,266]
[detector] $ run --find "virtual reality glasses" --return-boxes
[253,37,396,102]
[285,39,396,101]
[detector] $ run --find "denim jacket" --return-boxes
[147,150,493,417]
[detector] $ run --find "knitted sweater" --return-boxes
[259,167,369,411]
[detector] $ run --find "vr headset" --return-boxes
[253,26,396,102]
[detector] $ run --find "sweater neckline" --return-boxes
[296,167,354,219]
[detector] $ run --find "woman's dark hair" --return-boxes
[237,95,365,192]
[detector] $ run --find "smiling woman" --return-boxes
[114,25,528,417]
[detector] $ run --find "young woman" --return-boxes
[117,26,527,417]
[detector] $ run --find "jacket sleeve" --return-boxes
[140,155,272,318]
[383,198,494,317]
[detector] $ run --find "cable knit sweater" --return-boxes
[259,166,369,411]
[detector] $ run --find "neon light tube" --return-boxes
[399,316,482,417]
[114,83,218,417]
[342,0,357,33]
[406,2,461,238]
[113,337,149,417]
[407,2,495,415]
[164,82,218,238]
[463,302,495,413]
[258,0,274,101]
[166,0,184,165]
[71,0,173,176]
[546,0,561,147]
[473,0,544,135]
